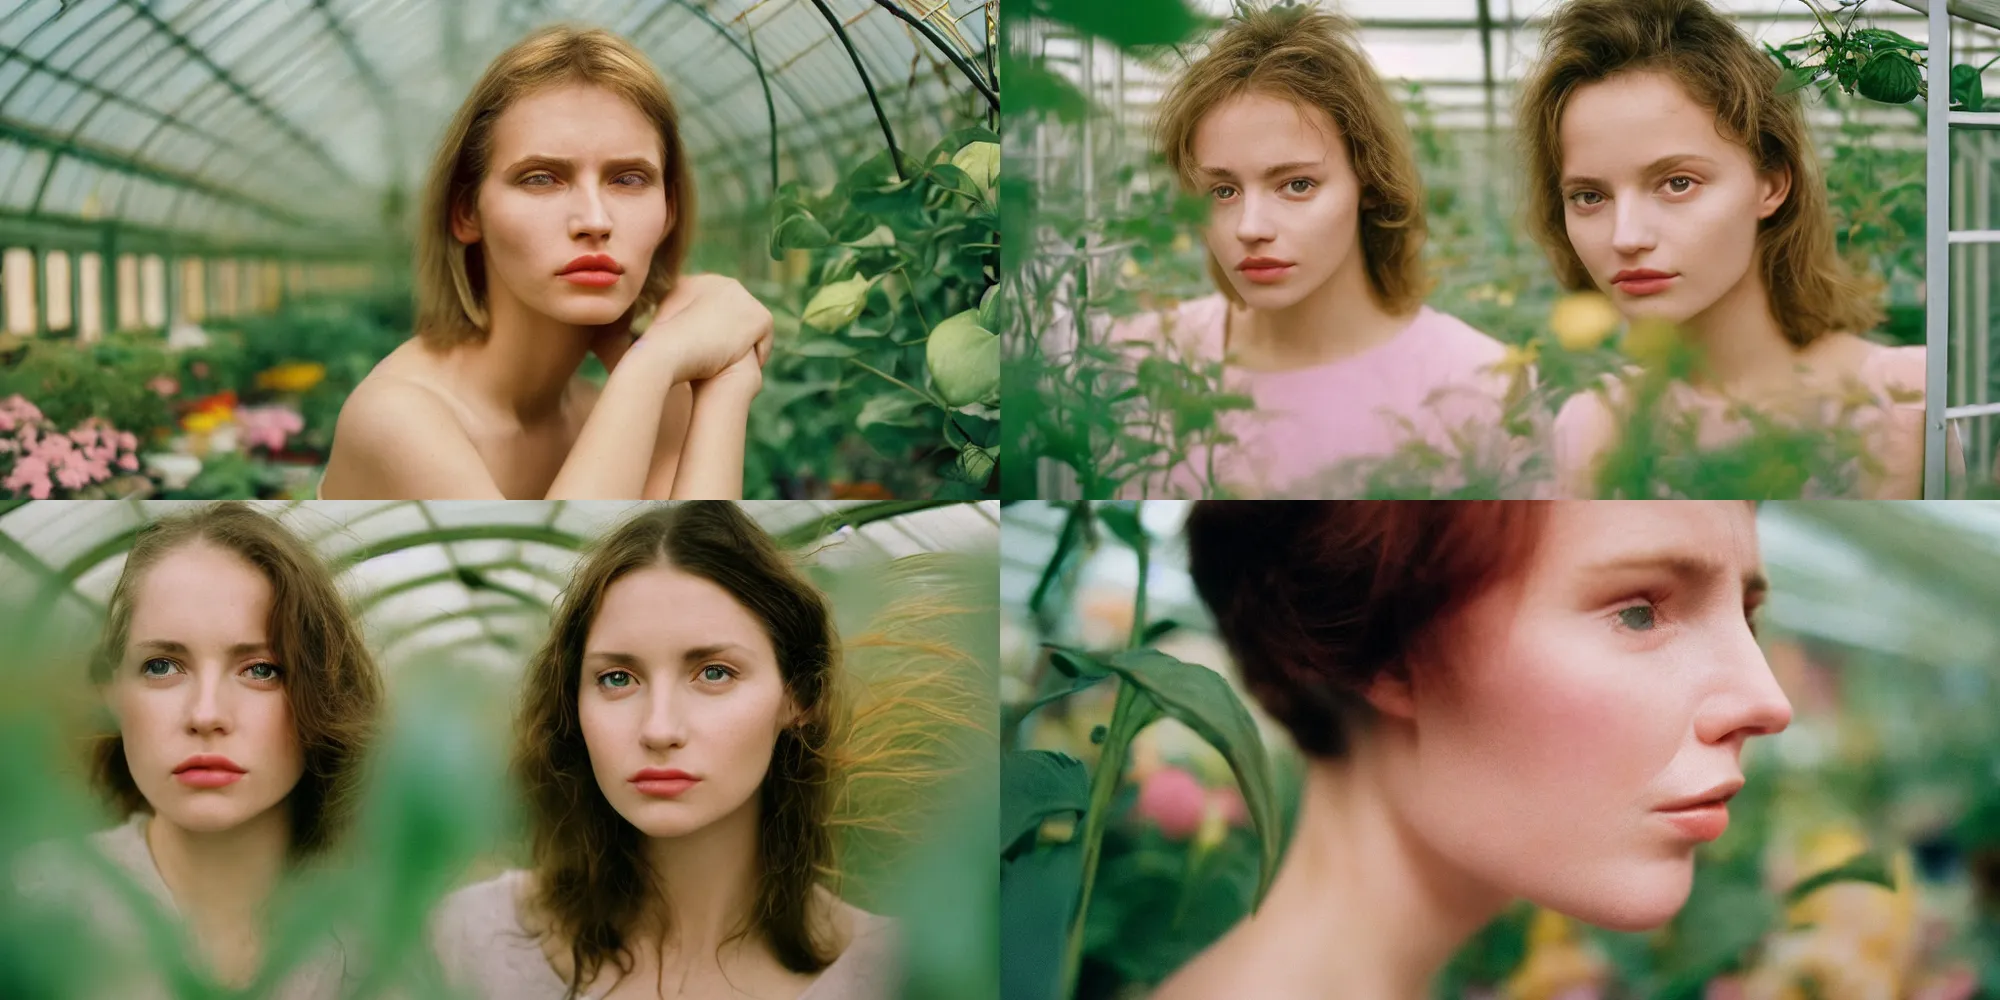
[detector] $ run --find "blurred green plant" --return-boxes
[1000,502,1279,1000]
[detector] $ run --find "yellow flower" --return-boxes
[1491,341,1540,381]
[256,362,325,393]
[1120,258,1143,279]
[1505,908,1606,1000]
[1550,292,1621,351]
[1620,317,1682,367]
[1171,232,1193,253]
[181,409,230,435]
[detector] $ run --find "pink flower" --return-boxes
[1135,766,1207,840]
[147,375,179,397]
[118,453,138,471]
[237,405,305,454]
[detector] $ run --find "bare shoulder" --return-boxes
[323,342,500,499]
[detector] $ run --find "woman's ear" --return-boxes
[1361,668,1416,721]
[1755,164,1793,221]
[450,196,481,245]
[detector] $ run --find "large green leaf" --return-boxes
[1000,841,1085,1000]
[1090,647,1281,903]
[1782,853,1897,904]
[1002,749,1091,859]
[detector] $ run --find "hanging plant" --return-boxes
[1765,0,1992,109]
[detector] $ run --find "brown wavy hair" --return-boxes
[1517,0,1883,346]
[415,24,695,348]
[1155,3,1430,313]
[514,502,843,998]
[87,502,383,858]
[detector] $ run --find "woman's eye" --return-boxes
[1615,604,1659,632]
[521,172,554,186]
[1211,185,1238,201]
[1569,190,1604,208]
[598,670,635,689]
[1665,176,1695,194]
[139,658,177,678]
[243,662,282,682]
[614,172,649,186]
[1284,178,1315,195]
[698,665,733,684]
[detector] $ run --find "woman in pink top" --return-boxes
[1112,4,1515,499]
[1523,0,1956,498]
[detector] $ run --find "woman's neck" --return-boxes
[639,795,768,960]
[1231,251,1411,372]
[1678,269,1801,397]
[1187,755,1509,1000]
[144,806,293,985]
[446,284,602,424]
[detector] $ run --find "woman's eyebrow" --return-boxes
[1563,153,1719,189]
[1197,159,1323,181]
[1579,551,1768,596]
[502,155,661,173]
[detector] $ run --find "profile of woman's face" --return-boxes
[1192,91,1365,311]
[1370,501,1792,931]
[453,82,673,329]
[105,542,305,834]
[578,564,795,841]
[1558,70,1789,329]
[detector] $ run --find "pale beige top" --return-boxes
[12,812,350,1000]
[429,869,903,1000]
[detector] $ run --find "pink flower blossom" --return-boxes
[1135,766,1207,840]
[147,375,179,397]
[236,405,305,454]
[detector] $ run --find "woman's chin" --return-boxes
[1535,859,1694,932]
[538,295,638,328]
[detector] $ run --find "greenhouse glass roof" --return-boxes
[0,499,999,674]
[0,0,991,248]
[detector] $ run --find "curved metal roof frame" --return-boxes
[0,499,999,675]
[0,0,993,251]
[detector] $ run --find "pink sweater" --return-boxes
[1551,343,1961,498]
[1109,296,1515,497]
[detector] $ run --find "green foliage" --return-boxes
[1001,502,1280,1000]
[757,126,1002,499]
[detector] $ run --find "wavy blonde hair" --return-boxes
[1155,3,1431,313]
[1518,0,1883,346]
[415,24,695,348]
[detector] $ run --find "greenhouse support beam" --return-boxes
[810,0,906,181]
[870,0,999,113]
[111,0,362,190]
[0,117,313,231]
[1926,0,1950,497]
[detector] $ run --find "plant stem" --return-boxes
[1128,540,1149,649]
[810,0,906,181]
[1058,678,1146,1000]
[849,358,944,408]
[747,26,781,194]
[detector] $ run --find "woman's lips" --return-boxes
[561,270,620,288]
[1657,803,1729,841]
[173,754,247,789]
[560,254,623,288]
[1612,271,1677,297]
[630,769,700,798]
[1237,258,1295,285]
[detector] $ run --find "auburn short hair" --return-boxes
[1184,501,1548,757]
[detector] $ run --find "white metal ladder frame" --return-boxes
[1925,0,2000,495]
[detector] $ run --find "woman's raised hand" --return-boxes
[633,274,773,387]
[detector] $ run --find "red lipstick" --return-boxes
[173,754,246,789]
[560,254,624,288]
[629,767,700,798]
[1612,268,1677,297]
[1236,256,1295,285]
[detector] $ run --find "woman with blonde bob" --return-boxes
[1115,3,1511,499]
[1525,0,1956,497]
[429,502,901,1000]
[16,502,383,997]
[322,26,772,501]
